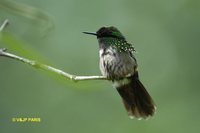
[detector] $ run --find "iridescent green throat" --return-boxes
[101,37,135,53]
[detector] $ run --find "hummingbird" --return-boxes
[83,26,156,119]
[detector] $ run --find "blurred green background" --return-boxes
[0,0,200,133]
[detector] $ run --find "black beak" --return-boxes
[82,32,97,36]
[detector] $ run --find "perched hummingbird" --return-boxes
[83,26,156,119]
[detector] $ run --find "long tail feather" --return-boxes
[115,73,156,119]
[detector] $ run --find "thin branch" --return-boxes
[0,48,107,81]
[0,19,9,32]
[0,19,107,81]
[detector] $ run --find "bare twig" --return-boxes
[0,48,107,81]
[0,19,107,81]
[0,19,9,31]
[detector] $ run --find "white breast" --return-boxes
[99,46,136,78]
